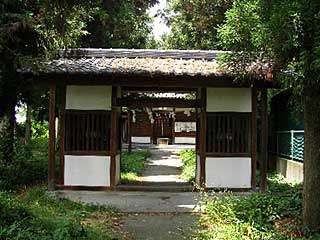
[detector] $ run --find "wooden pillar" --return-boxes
[260,88,268,192]
[128,110,132,153]
[251,87,257,190]
[48,84,56,191]
[199,88,207,188]
[110,87,118,188]
[59,85,66,185]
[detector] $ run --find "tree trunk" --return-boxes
[25,104,32,146]
[303,85,320,229]
[3,104,16,164]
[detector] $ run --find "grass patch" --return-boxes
[120,150,150,183]
[195,173,320,239]
[0,186,121,240]
[179,149,196,182]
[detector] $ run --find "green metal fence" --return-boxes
[271,130,304,162]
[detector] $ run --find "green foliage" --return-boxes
[0,186,119,240]
[179,149,196,182]
[120,150,150,182]
[194,174,320,239]
[218,0,301,77]
[163,0,232,50]
[0,138,49,191]
[82,0,158,49]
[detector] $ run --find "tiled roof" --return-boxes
[24,49,229,77]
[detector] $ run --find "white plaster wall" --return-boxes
[64,155,110,186]
[115,154,121,185]
[205,157,251,188]
[196,155,201,185]
[207,88,252,112]
[174,137,196,144]
[66,85,112,110]
[131,136,151,144]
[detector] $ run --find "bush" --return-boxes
[179,149,196,182]
[0,138,49,191]
[120,150,150,182]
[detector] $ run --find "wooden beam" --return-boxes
[48,84,56,191]
[251,87,257,190]
[199,88,207,188]
[117,98,200,108]
[121,86,197,93]
[59,85,66,185]
[36,73,252,88]
[260,89,268,192]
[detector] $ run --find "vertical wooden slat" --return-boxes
[221,115,224,152]
[95,113,100,151]
[86,114,90,151]
[226,115,230,153]
[232,115,236,153]
[72,114,76,150]
[217,114,221,152]
[90,114,94,150]
[76,114,81,150]
[48,84,56,191]
[59,85,66,185]
[99,114,104,151]
[128,111,132,153]
[81,113,85,150]
[260,89,268,192]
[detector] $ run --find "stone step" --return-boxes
[116,183,194,192]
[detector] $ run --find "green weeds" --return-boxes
[195,173,320,239]
[179,149,196,182]
[0,186,121,240]
[120,150,150,183]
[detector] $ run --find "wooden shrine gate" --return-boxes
[22,48,273,192]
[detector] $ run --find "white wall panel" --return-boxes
[207,88,251,112]
[66,85,112,110]
[174,137,196,144]
[131,136,151,144]
[205,157,251,188]
[64,155,110,186]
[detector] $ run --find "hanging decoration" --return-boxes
[146,108,154,124]
[184,109,191,117]
[132,110,136,123]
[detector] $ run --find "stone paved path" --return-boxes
[140,148,187,183]
[122,213,199,240]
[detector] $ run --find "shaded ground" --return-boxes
[122,213,199,240]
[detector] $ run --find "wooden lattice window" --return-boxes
[65,110,111,152]
[206,113,251,154]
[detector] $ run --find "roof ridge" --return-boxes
[59,48,226,60]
